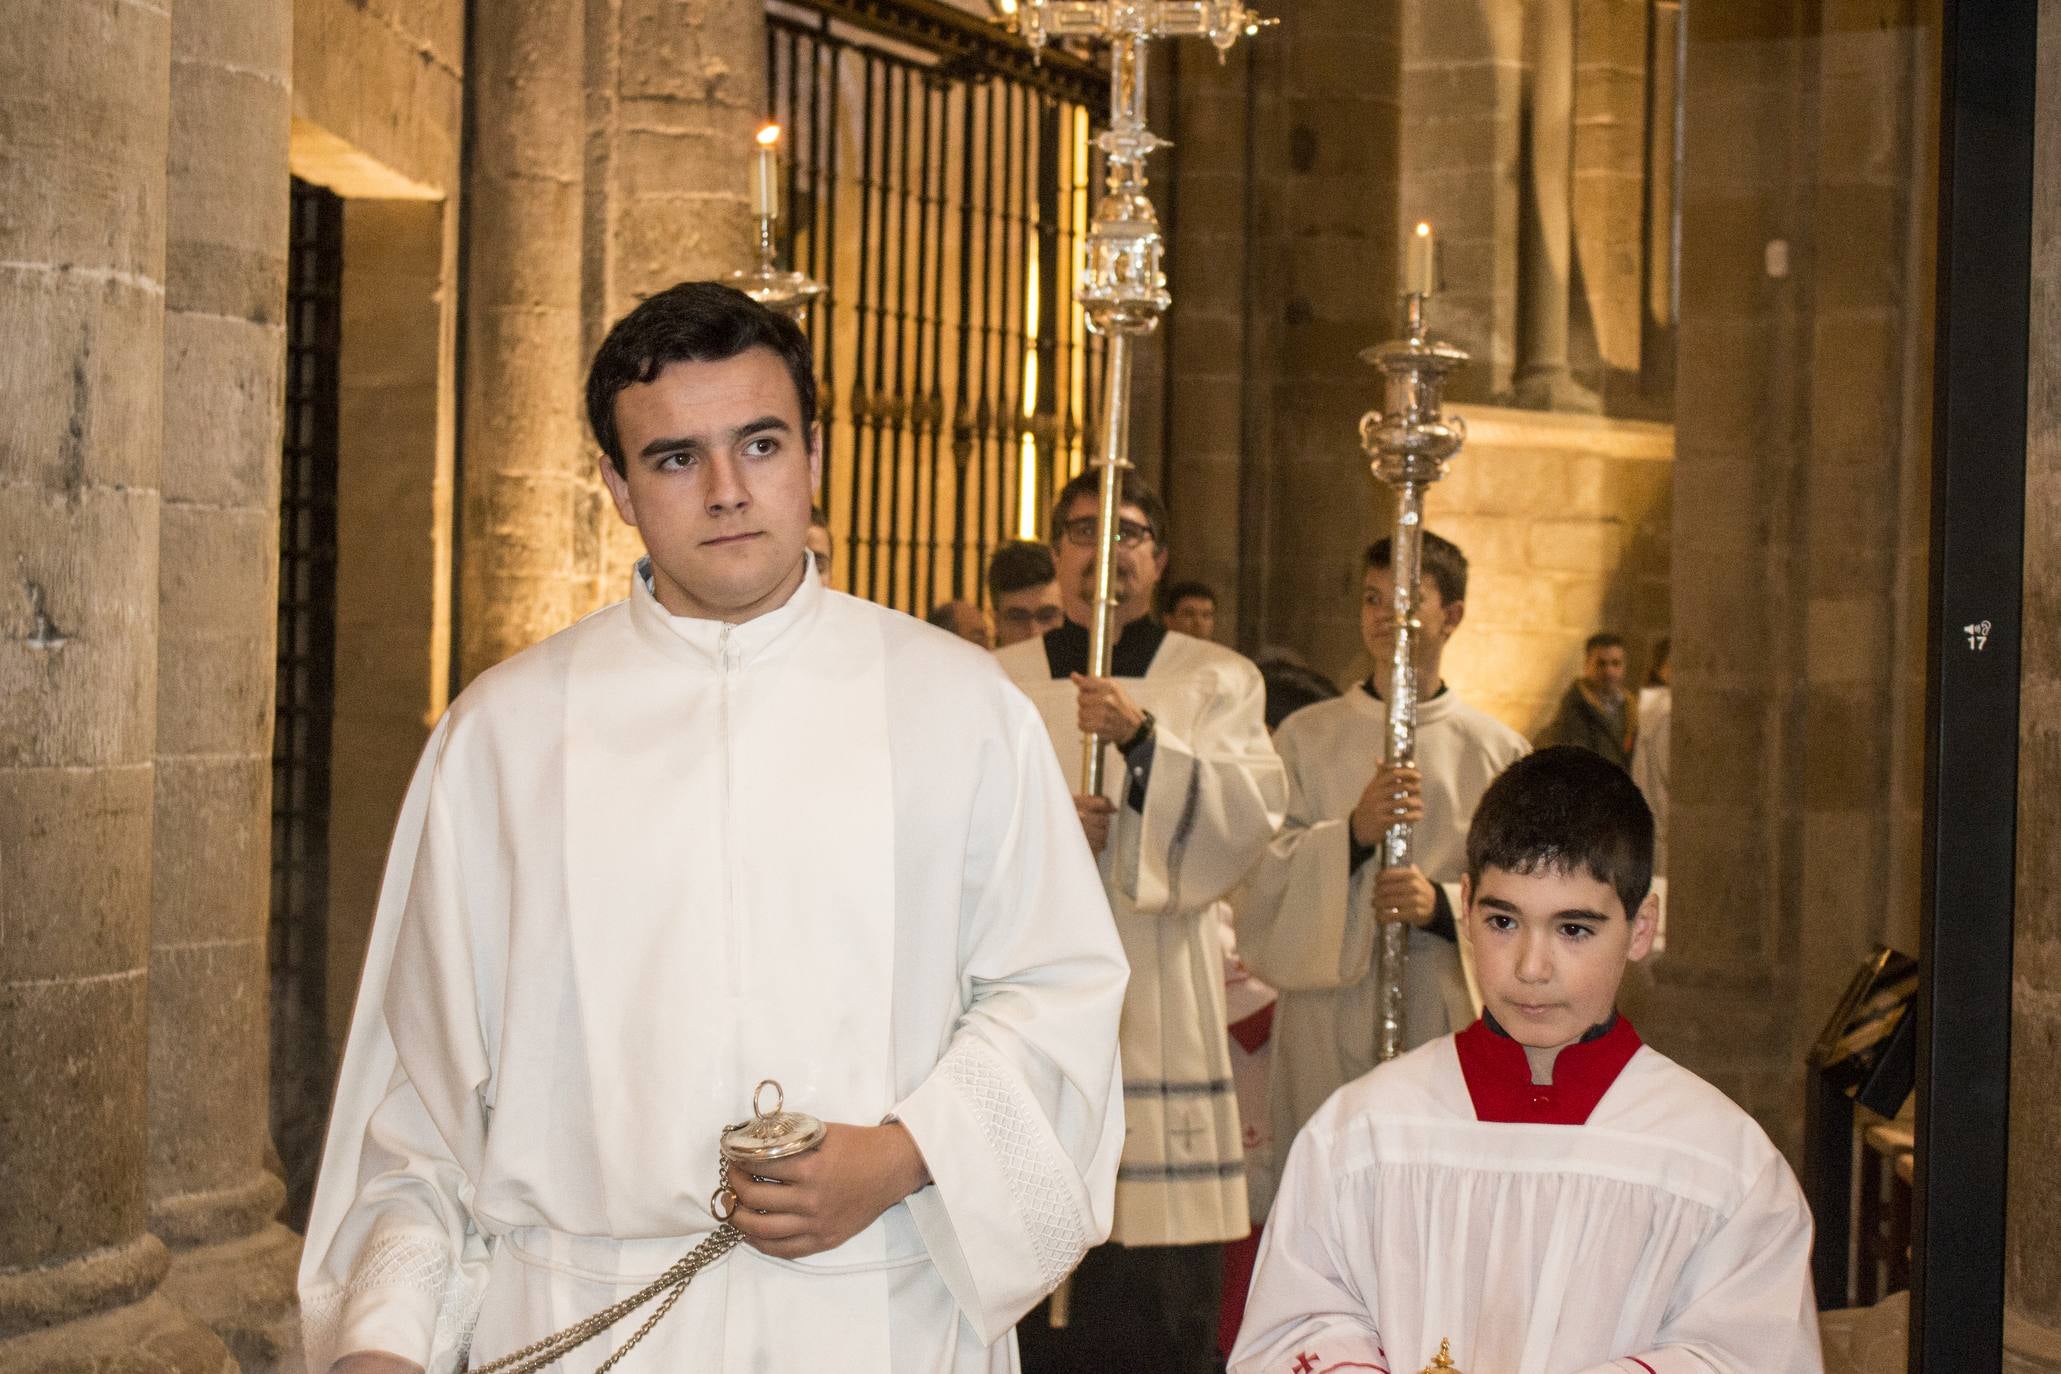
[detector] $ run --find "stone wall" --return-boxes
[1426,406,1672,738]
[1653,0,1935,1154]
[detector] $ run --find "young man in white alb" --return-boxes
[300,283,1128,1374]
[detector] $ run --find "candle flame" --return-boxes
[1415,221,1432,237]
[756,124,782,147]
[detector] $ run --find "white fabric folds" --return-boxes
[299,564,1128,1373]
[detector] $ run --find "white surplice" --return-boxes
[1230,1024,1823,1374]
[997,629,1287,1246]
[298,562,1129,1374]
[1234,685,1527,1214]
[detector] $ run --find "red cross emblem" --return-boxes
[1294,1355,1320,1373]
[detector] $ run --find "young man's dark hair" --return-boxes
[1585,631,1627,655]
[1048,469,1170,549]
[1161,579,1216,614]
[585,282,818,474]
[1647,635,1671,686]
[1365,530,1468,606]
[1465,745,1655,923]
[986,540,1058,599]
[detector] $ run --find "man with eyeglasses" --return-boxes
[986,539,1066,647]
[998,469,1287,1374]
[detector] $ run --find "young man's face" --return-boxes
[1360,565,1462,676]
[994,580,1064,646]
[1166,594,1216,641]
[1583,645,1628,697]
[1053,494,1167,625]
[1464,863,1657,1052]
[600,348,820,623]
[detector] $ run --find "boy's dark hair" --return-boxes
[1162,579,1217,612]
[585,282,818,475]
[1466,746,1654,920]
[1050,469,1170,549]
[1648,634,1671,685]
[1585,631,1626,656]
[987,540,1058,599]
[1365,530,1467,605]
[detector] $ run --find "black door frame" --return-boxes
[1911,1,2035,1368]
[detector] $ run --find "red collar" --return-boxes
[1455,1015,1642,1125]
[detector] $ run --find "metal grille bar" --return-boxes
[769,0,1106,613]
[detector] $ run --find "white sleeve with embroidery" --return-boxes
[891,706,1128,1345]
[298,721,493,1374]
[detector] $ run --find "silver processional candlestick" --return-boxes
[725,123,826,322]
[1015,0,1274,795]
[1360,224,1469,1063]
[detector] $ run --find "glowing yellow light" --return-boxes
[756,124,782,147]
[1017,434,1040,540]
[1415,220,1431,237]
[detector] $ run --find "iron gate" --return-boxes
[272,176,343,1227]
[767,0,1108,613]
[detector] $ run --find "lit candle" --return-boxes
[1405,220,1436,297]
[753,124,781,220]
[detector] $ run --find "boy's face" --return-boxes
[1361,566,1462,671]
[1463,862,1657,1051]
[601,347,821,623]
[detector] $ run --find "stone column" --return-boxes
[149,0,303,1366]
[0,3,230,1370]
[458,0,594,682]
[583,0,769,596]
[1512,0,1599,412]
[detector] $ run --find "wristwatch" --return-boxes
[1119,709,1156,755]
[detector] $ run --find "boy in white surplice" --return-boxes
[299,284,1129,1374]
[1231,747,1823,1374]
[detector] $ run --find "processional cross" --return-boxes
[1013,0,1273,792]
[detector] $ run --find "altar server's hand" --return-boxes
[726,1122,931,1259]
[330,1355,424,1374]
[1372,864,1437,927]
[1071,673,1148,745]
[1075,793,1116,855]
[1350,763,1424,846]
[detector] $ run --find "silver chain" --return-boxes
[464,1156,744,1374]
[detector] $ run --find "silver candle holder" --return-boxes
[725,123,826,322]
[1015,0,1272,794]
[1359,239,1469,1064]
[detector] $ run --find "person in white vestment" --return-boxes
[1231,747,1823,1374]
[299,283,1129,1374]
[997,470,1287,1374]
[1633,636,1671,877]
[1235,532,1527,1215]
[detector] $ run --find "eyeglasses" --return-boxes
[1059,516,1155,549]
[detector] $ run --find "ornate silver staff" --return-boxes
[1014,0,1273,793]
[1359,224,1469,1063]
